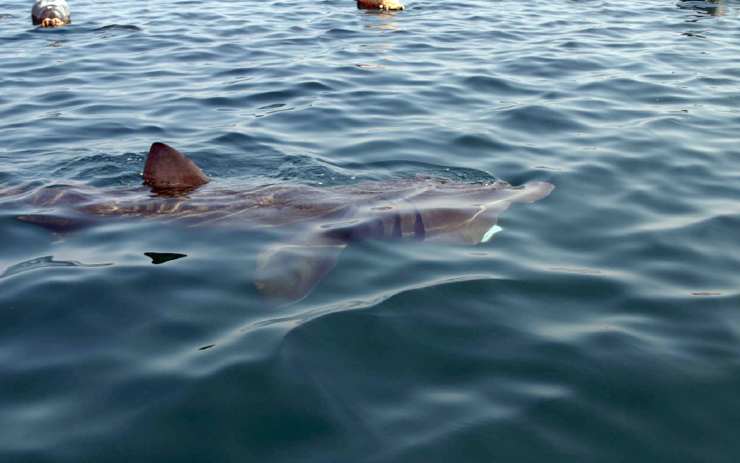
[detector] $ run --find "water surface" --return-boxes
[1,0,740,461]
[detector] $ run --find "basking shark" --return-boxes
[5,142,554,302]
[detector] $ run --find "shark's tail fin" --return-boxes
[143,142,209,191]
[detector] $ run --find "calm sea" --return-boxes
[1,0,739,461]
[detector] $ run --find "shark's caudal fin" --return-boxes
[143,142,209,190]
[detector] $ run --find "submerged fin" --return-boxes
[143,142,209,191]
[255,236,347,303]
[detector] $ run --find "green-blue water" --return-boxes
[1,0,740,461]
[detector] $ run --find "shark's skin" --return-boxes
[5,142,554,302]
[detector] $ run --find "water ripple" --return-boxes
[2,0,740,461]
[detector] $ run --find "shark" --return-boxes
[3,142,554,302]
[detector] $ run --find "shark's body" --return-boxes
[5,143,553,302]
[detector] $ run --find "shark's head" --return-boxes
[32,0,71,27]
[420,180,554,207]
[412,180,555,244]
[143,142,210,192]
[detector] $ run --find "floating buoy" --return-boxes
[357,0,405,11]
[31,0,71,28]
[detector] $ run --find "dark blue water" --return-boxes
[2,0,740,461]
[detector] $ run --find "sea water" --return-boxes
[1,0,739,461]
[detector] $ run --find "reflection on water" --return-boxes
[355,63,385,69]
[0,255,112,279]
[678,0,726,16]
[365,10,401,31]
[2,0,740,461]
[93,24,142,32]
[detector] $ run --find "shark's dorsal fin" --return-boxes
[143,142,209,191]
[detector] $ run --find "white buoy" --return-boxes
[31,0,71,27]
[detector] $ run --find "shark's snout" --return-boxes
[478,181,555,207]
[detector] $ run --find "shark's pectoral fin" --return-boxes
[16,214,95,233]
[254,236,347,303]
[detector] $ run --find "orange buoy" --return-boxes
[357,0,405,11]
